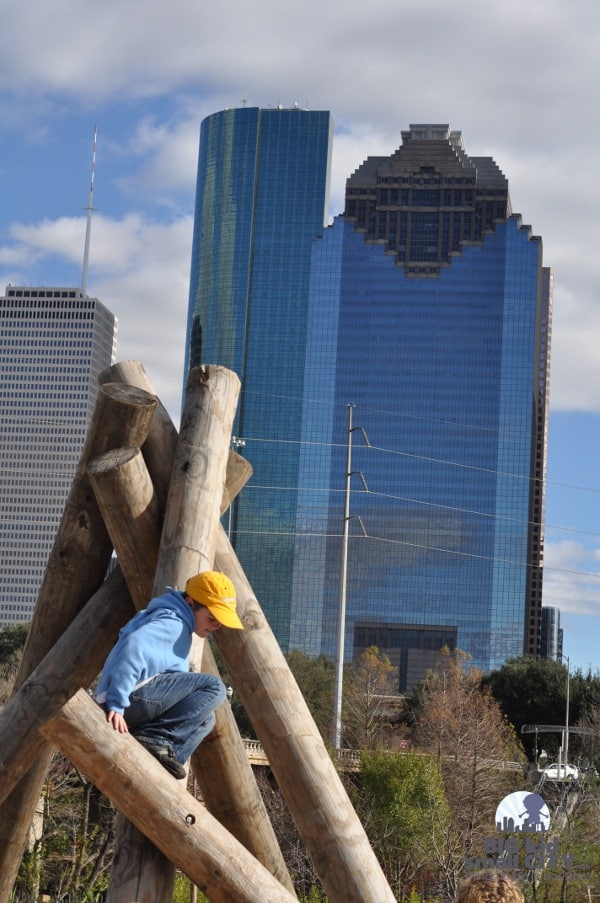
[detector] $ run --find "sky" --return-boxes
[1,0,599,676]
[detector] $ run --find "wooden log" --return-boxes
[0,448,251,807]
[38,691,298,903]
[87,446,253,611]
[105,364,241,902]
[16,383,156,681]
[88,448,160,610]
[0,382,158,903]
[99,359,252,520]
[0,568,134,804]
[213,527,397,903]
[99,360,177,513]
[189,640,296,891]
[152,364,240,588]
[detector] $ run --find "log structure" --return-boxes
[0,361,396,903]
[0,382,157,899]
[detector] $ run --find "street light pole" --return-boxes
[563,654,570,767]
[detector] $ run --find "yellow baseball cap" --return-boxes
[185,571,243,629]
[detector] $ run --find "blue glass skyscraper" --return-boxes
[184,105,333,644]
[185,118,551,691]
[291,125,551,689]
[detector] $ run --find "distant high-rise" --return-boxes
[185,117,552,691]
[541,607,563,661]
[184,105,333,644]
[0,285,117,625]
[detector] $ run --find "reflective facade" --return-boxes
[185,117,551,690]
[291,125,552,689]
[0,286,117,625]
[184,106,333,644]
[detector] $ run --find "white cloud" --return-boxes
[543,540,600,616]
[8,217,88,265]
[0,209,192,423]
[1,0,600,422]
[86,215,193,423]
[112,103,204,202]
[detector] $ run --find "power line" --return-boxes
[227,527,600,584]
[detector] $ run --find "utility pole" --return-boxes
[332,404,369,750]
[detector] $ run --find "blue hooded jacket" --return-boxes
[95,588,195,714]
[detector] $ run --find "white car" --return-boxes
[542,763,579,781]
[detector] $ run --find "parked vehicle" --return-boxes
[542,762,579,781]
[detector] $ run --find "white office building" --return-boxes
[0,286,117,625]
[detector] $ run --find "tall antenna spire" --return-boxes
[81,125,97,296]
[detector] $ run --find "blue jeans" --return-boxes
[125,671,226,763]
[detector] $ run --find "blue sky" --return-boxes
[1,0,599,674]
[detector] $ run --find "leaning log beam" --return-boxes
[214,530,397,903]
[0,382,158,903]
[0,568,134,804]
[39,691,298,903]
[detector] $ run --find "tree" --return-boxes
[0,623,28,666]
[342,646,400,751]
[253,768,325,901]
[0,624,27,710]
[15,752,116,901]
[412,649,525,896]
[484,657,600,761]
[353,749,450,900]
[287,651,335,742]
